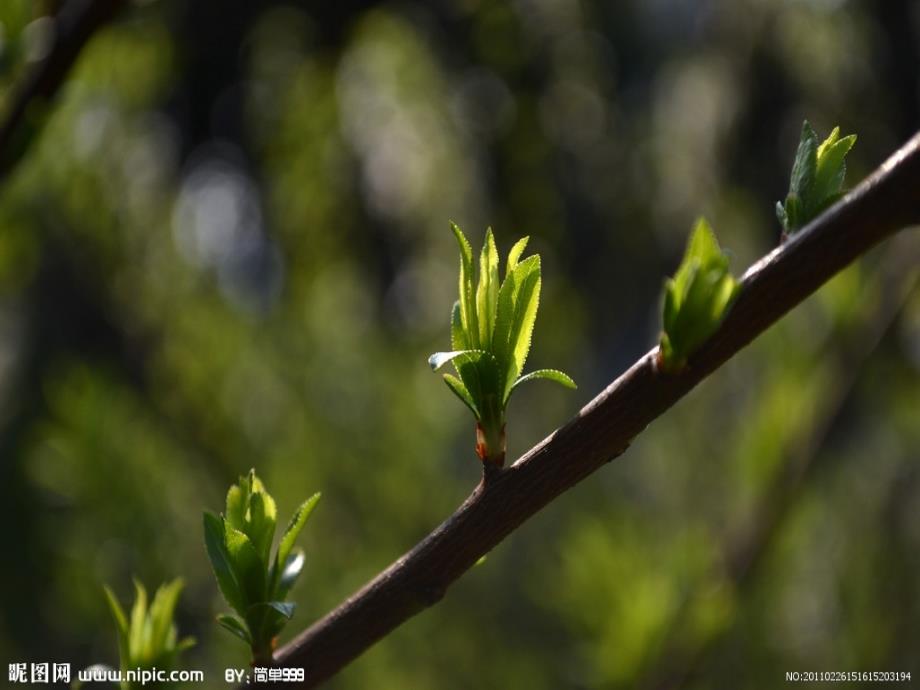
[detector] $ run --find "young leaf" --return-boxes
[450,301,467,350]
[778,120,856,235]
[206,471,320,665]
[128,579,148,662]
[248,490,277,569]
[454,350,501,417]
[217,614,252,644]
[492,254,540,393]
[451,221,478,348]
[103,579,193,678]
[103,586,130,666]
[147,578,184,658]
[203,512,247,616]
[476,228,500,347]
[225,486,245,533]
[431,225,574,466]
[506,236,529,274]
[224,524,267,607]
[428,349,482,371]
[508,368,577,399]
[443,373,479,418]
[250,600,296,620]
[658,218,739,372]
[276,493,321,582]
[503,259,541,402]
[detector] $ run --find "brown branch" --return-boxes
[0,0,126,181]
[272,132,920,688]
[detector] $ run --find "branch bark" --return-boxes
[0,0,126,181]
[272,132,920,688]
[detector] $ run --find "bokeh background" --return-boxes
[1,0,919,687]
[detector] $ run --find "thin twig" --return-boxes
[269,132,920,688]
[0,0,126,181]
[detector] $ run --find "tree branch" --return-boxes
[272,132,920,688]
[0,0,126,181]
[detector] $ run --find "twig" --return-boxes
[269,132,920,688]
[0,0,126,181]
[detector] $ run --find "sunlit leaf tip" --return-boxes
[658,218,739,373]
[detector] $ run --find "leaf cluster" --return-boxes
[776,121,856,235]
[103,579,194,689]
[203,469,320,663]
[429,223,575,465]
[659,218,739,373]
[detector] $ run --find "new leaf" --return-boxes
[203,469,320,664]
[430,224,575,467]
[777,121,856,235]
[659,218,739,373]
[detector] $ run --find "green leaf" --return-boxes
[443,374,479,418]
[147,579,184,659]
[492,254,540,396]
[506,236,529,274]
[778,120,856,233]
[658,218,738,372]
[433,227,574,454]
[775,200,788,229]
[248,490,277,569]
[428,350,477,371]
[508,368,577,399]
[476,228,500,346]
[503,258,542,402]
[812,132,856,212]
[203,512,247,616]
[453,350,501,418]
[103,586,130,667]
[450,301,466,350]
[225,525,267,607]
[225,475,249,532]
[128,579,149,662]
[275,493,320,589]
[451,222,478,348]
[259,600,296,620]
[275,549,306,600]
[789,120,817,205]
[103,585,129,639]
[216,614,252,644]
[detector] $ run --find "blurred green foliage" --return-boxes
[0,1,918,688]
[103,579,195,689]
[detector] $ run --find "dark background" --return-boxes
[0,0,918,687]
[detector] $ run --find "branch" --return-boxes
[273,132,920,688]
[0,0,126,181]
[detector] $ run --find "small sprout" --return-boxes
[776,120,856,237]
[203,469,320,665]
[658,218,739,373]
[429,223,576,468]
[103,578,195,689]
